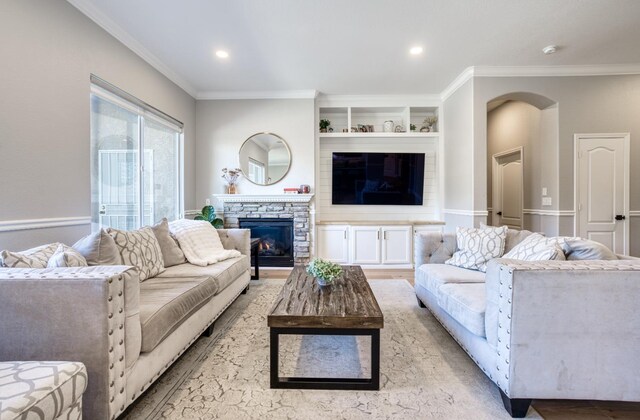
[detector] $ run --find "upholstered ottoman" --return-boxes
[0,362,87,420]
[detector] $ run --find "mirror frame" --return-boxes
[238,132,292,186]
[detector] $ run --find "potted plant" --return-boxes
[194,205,224,229]
[221,167,242,194]
[319,119,331,133]
[306,258,343,286]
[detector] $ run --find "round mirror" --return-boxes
[239,132,291,185]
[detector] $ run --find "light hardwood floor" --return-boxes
[256,267,640,419]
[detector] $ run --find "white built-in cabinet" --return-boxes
[351,226,412,265]
[316,225,349,264]
[317,224,441,267]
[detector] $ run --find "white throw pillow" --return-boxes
[47,244,89,268]
[108,226,165,281]
[502,233,566,261]
[0,243,60,268]
[445,226,508,272]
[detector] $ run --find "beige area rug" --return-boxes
[123,279,541,419]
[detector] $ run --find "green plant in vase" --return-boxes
[306,258,343,286]
[194,205,224,229]
[319,119,331,133]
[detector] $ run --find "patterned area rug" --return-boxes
[123,279,541,419]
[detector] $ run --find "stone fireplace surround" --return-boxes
[213,194,313,265]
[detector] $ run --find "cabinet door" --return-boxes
[316,226,349,263]
[381,226,412,264]
[351,226,381,264]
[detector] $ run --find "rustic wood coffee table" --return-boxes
[267,265,383,390]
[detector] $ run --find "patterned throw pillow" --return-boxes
[108,227,165,281]
[502,233,566,261]
[47,244,88,268]
[445,226,508,272]
[0,243,60,268]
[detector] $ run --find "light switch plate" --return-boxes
[542,187,548,196]
[542,197,552,206]
[205,199,211,206]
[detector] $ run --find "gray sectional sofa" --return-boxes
[0,229,251,420]
[414,230,640,417]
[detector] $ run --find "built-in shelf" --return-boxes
[318,105,439,135]
[318,132,439,138]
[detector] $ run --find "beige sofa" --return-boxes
[414,230,640,417]
[0,229,251,420]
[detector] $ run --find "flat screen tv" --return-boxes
[332,152,425,205]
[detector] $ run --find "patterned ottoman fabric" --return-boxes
[0,362,87,420]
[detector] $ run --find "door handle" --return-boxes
[615,215,626,221]
[497,211,503,216]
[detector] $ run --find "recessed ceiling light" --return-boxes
[215,50,229,59]
[542,45,557,55]
[409,46,423,55]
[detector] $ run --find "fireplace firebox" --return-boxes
[238,218,294,267]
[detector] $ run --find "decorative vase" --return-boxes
[383,120,394,132]
[316,277,332,287]
[227,184,237,194]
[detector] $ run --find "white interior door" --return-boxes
[575,134,629,254]
[492,148,523,230]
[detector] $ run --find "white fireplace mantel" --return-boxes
[212,194,314,204]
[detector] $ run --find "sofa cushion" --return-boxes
[151,218,187,267]
[437,283,487,337]
[73,229,122,266]
[446,226,507,272]
[0,243,59,268]
[139,276,218,353]
[416,263,485,302]
[156,256,250,294]
[108,227,165,281]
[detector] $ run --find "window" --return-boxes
[90,76,183,231]
[248,158,266,184]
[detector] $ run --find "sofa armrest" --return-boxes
[218,228,251,256]
[414,231,457,267]
[0,266,140,420]
[491,259,640,401]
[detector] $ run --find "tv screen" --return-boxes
[332,152,425,205]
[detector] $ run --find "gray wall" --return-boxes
[195,99,315,208]
[473,75,640,255]
[443,79,474,210]
[0,0,196,249]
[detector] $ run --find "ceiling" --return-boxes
[68,0,640,98]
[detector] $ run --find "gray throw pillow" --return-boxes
[73,229,123,266]
[564,238,617,260]
[151,218,186,267]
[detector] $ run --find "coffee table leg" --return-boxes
[270,328,279,388]
[371,329,380,390]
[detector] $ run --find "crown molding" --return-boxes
[67,0,198,98]
[197,90,318,100]
[0,216,91,232]
[440,67,475,101]
[316,94,441,107]
[441,64,640,101]
[473,63,640,78]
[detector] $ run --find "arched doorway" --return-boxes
[486,92,559,234]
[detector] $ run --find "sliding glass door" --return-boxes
[90,87,181,231]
